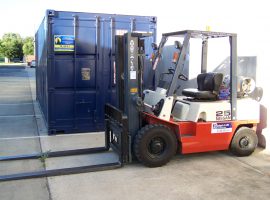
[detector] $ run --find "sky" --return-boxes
[0,0,160,38]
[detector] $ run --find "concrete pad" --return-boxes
[0,85,30,91]
[40,132,105,152]
[0,86,31,95]
[0,116,38,138]
[0,137,41,156]
[45,151,118,170]
[0,95,33,104]
[0,72,26,77]
[0,71,28,76]
[48,152,270,200]
[0,82,30,87]
[0,86,30,95]
[0,159,43,175]
[232,148,270,176]
[0,69,25,73]
[0,65,25,69]
[0,81,30,86]
[0,74,28,79]
[0,88,31,96]
[0,104,34,116]
[0,178,50,200]
[0,142,49,200]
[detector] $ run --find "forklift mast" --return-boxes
[115,32,151,161]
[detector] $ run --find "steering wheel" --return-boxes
[166,68,188,81]
[178,73,188,81]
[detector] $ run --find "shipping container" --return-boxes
[35,10,157,134]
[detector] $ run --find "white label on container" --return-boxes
[130,71,136,80]
[116,29,128,36]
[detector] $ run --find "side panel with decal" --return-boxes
[211,122,232,133]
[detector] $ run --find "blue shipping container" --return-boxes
[35,10,157,134]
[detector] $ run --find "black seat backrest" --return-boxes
[197,73,223,94]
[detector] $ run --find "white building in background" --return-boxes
[5,57,9,63]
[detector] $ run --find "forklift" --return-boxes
[109,30,262,167]
[0,30,262,181]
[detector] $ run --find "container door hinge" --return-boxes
[110,17,115,29]
[47,10,55,17]
[48,19,54,24]
[95,16,100,28]
[150,17,157,23]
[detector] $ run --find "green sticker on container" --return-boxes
[54,35,75,52]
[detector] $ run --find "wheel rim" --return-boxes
[147,137,166,156]
[239,136,250,149]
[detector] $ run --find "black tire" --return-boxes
[133,124,178,167]
[230,127,258,157]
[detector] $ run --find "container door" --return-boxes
[75,17,102,130]
[48,15,101,133]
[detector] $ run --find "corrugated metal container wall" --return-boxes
[35,10,157,134]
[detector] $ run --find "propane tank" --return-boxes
[219,75,257,100]
[237,76,256,97]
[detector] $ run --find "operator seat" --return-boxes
[182,72,223,100]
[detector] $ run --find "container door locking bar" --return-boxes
[0,104,128,182]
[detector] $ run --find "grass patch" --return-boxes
[39,150,51,168]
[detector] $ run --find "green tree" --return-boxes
[0,33,23,62]
[0,40,4,63]
[0,39,2,56]
[23,36,34,55]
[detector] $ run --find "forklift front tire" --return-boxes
[134,124,177,167]
[230,127,258,157]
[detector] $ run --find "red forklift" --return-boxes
[110,30,262,167]
[0,30,262,181]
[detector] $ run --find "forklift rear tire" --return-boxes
[230,127,258,157]
[134,124,177,167]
